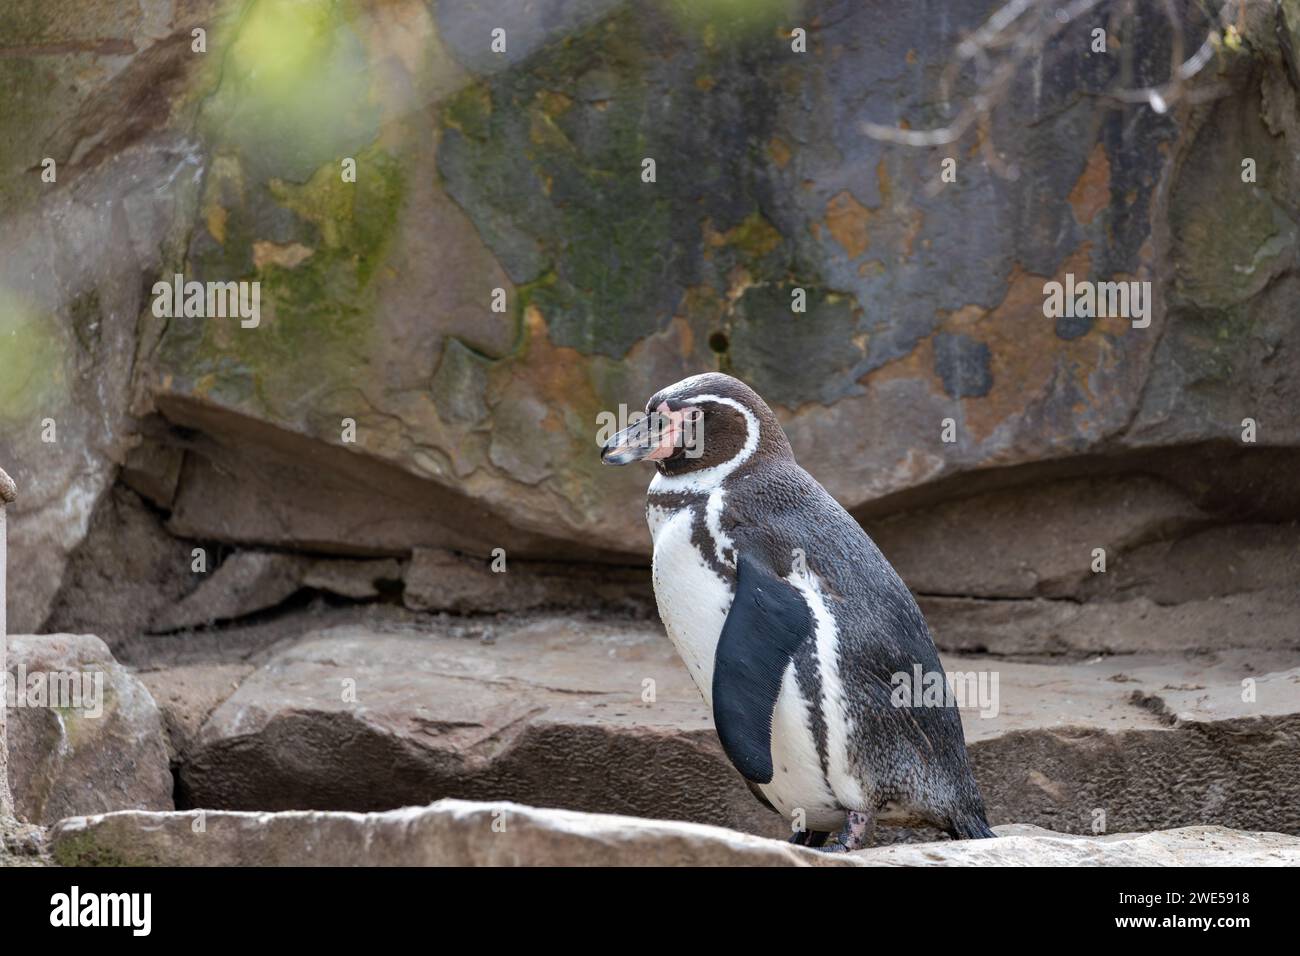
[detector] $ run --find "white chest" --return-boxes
[647,499,849,831]
[648,504,732,704]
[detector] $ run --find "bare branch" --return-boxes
[861,0,1238,153]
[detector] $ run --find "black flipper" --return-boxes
[711,552,813,784]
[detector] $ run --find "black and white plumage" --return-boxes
[601,372,993,850]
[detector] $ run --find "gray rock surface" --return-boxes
[6,634,173,825]
[173,616,1300,839]
[178,618,768,831]
[0,814,47,867]
[137,663,255,758]
[402,547,651,613]
[2,0,1297,644]
[149,551,309,633]
[47,799,1300,867]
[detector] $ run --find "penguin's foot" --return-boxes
[817,810,875,853]
[788,829,830,848]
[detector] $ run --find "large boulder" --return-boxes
[5,634,173,824]
[867,468,1300,657]
[176,617,772,833]
[47,800,1300,866]
[141,0,1300,563]
[5,1,1299,636]
[0,0,220,630]
[170,615,1300,839]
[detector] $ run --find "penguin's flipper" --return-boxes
[712,551,813,784]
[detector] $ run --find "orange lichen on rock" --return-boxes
[862,244,1140,446]
[204,203,228,245]
[1068,143,1111,226]
[825,190,874,258]
[958,245,1134,443]
[253,241,314,270]
[512,306,600,434]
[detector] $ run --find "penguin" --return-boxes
[601,372,994,850]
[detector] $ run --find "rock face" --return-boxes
[137,664,255,759]
[44,487,204,646]
[1,0,1298,637]
[965,655,1300,836]
[402,548,651,613]
[149,551,310,634]
[47,800,1300,867]
[177,618,773,834]
[863,824,1300,867]
[867,463,1300,657]
[5,634,173,825]
[169,615,1300,840]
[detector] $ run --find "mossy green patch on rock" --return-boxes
[431,338,492,426]
[728,281,863,407]
[659,0,799,43]
[436,5,802,360]
[431,0,847,382]
[0,286,67,425]
[1171,186,1293,309]
[271,149,404,285]
[443,83,493,141]
[156,145,405,416]
[50,827,137,867]
[531,196,677,355]
[717,211,783,260]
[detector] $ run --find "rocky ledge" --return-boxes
[10,615,1300,840]
[46,800,1300,867]
[162,617,1300,838]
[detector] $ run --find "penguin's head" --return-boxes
[600,372,792,477]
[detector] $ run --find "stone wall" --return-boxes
[1,1,1297,639]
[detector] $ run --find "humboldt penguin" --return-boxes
[601,372,994,850]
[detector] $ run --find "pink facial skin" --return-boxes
[645,401,701,460]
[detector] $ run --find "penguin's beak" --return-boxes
[600,414,659,465]
[601,408,682,465]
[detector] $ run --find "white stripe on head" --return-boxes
[647,394,760,495]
